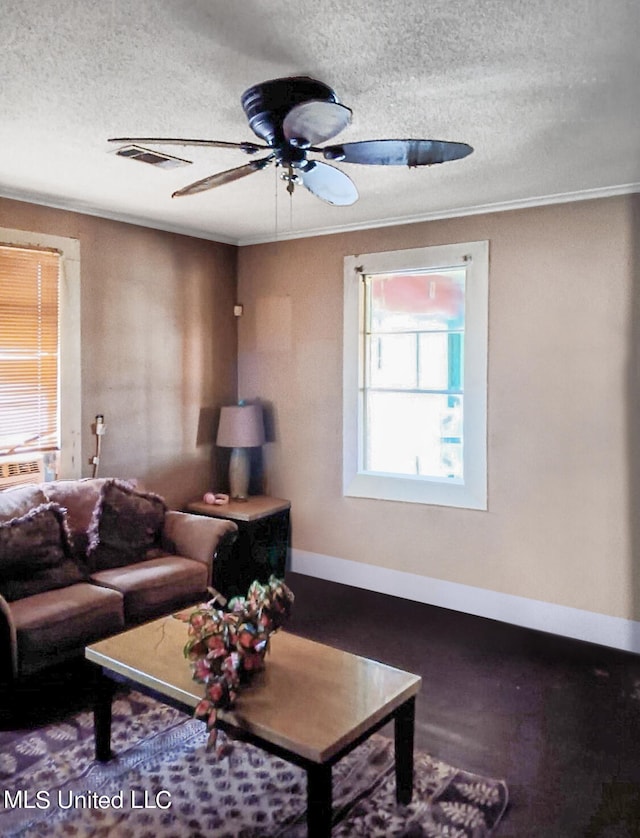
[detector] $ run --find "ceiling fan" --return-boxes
[109,76,473,207]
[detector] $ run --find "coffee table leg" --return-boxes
[394,696,416,805]
[94,671,115,762]
[307,763,332,837]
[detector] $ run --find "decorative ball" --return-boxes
[203,492,217,505]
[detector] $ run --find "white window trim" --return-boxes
[343,240,488,510]
[0,227,81,478]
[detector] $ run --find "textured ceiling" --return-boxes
[0,1,638,245]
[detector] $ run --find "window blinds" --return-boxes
[0,244,60,454]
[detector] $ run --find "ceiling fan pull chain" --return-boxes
[286,164,296,196]
[274,164,279,241]
[289,180,294,230]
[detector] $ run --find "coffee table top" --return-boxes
[86,613,421,763]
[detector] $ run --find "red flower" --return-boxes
[194,699,210,719]
[207,681,224,703]
[193,659,211,681]
[238,629,255,649]
[242,651,265,671]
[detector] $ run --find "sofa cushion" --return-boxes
[43,477,136,561]
[90,554,208,623]
[0,484,48,523]
[0,503,85,602]
[87,480,167,572]
[9,582,124,676]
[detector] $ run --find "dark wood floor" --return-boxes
[285,571,640,838]
[5,572,640,836]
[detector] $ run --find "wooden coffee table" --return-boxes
[86,614,421,838]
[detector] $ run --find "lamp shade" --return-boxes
[216,404,265,448]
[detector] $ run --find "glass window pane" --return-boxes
[365,391,463,479]
[368,333,417,389]
[418,332,464,391]
[369,269,465,333]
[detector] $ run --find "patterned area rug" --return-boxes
[0,691,509,837]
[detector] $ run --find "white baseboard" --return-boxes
[291,549,640,654]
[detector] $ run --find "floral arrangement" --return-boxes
[182,575,294,751]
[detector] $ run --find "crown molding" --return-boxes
[2,181,638,249]
[237,182,640,246]
[0,187,238,246]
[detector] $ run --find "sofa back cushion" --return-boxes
[0,503,85,602]
[0,485,48,523]
[43,477,136,560]
[87,480,167,571]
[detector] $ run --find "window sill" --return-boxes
[344,472,487,510]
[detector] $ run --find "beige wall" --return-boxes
[0,197,238,508]
[4,192,639,622]
[238,195,640,622]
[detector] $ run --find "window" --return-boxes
[343,240,488,509]
[0,245,60,455]
[0,228,81,478]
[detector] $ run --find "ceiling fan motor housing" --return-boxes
[241,76,339,146]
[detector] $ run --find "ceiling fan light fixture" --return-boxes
[280,171,301,188]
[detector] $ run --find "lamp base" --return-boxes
[229,447,250,501]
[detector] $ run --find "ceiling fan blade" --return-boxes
[322,139,473,166]
[109,137,268,154]
[301,161,358,206]
[283,101,352,146]
[172,155,274,198]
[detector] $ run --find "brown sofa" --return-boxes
[0,478,237,684]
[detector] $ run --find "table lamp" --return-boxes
[216,402,265,501]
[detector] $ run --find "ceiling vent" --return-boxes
[113,144,191,170]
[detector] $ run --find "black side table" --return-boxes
[186,495,291,599]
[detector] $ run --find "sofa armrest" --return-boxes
[0,594,18,682]
[162,511,238,586]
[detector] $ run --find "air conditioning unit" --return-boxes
[0,453,45,490]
